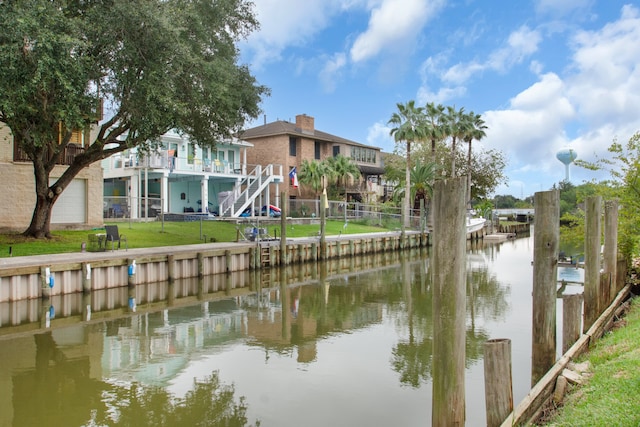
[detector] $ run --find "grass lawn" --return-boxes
[543,298,640,426]
[0,218,396,258]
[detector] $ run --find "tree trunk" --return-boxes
[23,153,81,238]
[24,168,60,238]
[404,141,411,228]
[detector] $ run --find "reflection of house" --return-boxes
[102,130,284,219]
[240,114,386,203]
[0,124,104,230]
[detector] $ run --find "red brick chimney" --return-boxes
[295,114,314,133]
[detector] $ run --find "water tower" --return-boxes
[556,148,578,182]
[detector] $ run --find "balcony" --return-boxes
[13,143,85,166]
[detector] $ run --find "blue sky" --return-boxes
[239,0,640,198]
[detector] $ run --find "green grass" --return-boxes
[0,219,393,258]
[544,298,640,426]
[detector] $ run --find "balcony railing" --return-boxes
[13,143,85,166]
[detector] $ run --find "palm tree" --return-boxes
[298,159,326,197]
[388,100,426,227]
[463,112,487,205]
[443,105,467,177]
[393,162,438,211]
[424,102,446,157]
[326,154,361,201]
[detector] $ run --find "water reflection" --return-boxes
[0,240,545,427]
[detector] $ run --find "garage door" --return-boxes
[51,179,87,224]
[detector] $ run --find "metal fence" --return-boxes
[288,199,428,231]
[102,195,428,230]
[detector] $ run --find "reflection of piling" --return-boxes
[584,196,601,330]
[562,293,583,353]
[484,338,513,427]
[531,190,558,386]
[280,266,290,342]
[432,177,466,426]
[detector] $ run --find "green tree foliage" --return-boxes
[298,159,327,196]
[391,162,438,211]
[0,0,268,238]
[576,132,640,260]
[325,154,361,200]
[387,100,506,210]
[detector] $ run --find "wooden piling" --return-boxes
[432,176,467,426]
[584,196,601,330]
[484,338,513,427]
[532,189,559,385]
[280,191,287,265]
[603,200,618,306]
[562,293,583,353]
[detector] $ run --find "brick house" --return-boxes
[240,114,385,203]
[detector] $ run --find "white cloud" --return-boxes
[319,53,348,92]
[366,121,395,153]
[481,73,574,171]
[567,4,640,129]
[350,0,444,63]
[484,5,640,194]
[243,0,358,68]
[441,26,542,85]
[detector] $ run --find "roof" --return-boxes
[239,120,380,151]
[358,165,385,175]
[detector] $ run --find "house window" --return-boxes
[289,137,297,156]
[314,141,321,160]
[333,146,340,157]
[350,146,377,164]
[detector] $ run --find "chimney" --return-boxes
[295,114,315,134]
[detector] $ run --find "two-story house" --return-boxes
[240,114,385,203]
[102,130,284,219]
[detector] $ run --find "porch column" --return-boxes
[162,172,169,213]
[201,177,209,213]
[242,147,246,175]
[129,173,140,219]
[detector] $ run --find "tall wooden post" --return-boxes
[432,177,467,426]
[603,199,618,306]
[531,190,559,385]
[280,191,287,265]
[584,196,601,330]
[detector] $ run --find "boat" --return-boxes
[466,217,486,234]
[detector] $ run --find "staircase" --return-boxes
[220,164,282,217]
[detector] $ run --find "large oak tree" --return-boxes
[0,0,268,237]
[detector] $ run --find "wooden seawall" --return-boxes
[0,231,429,302]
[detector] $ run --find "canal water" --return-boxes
[0,233,582,427]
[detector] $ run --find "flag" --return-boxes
[289,167,299,188]
[322,188,329,209]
